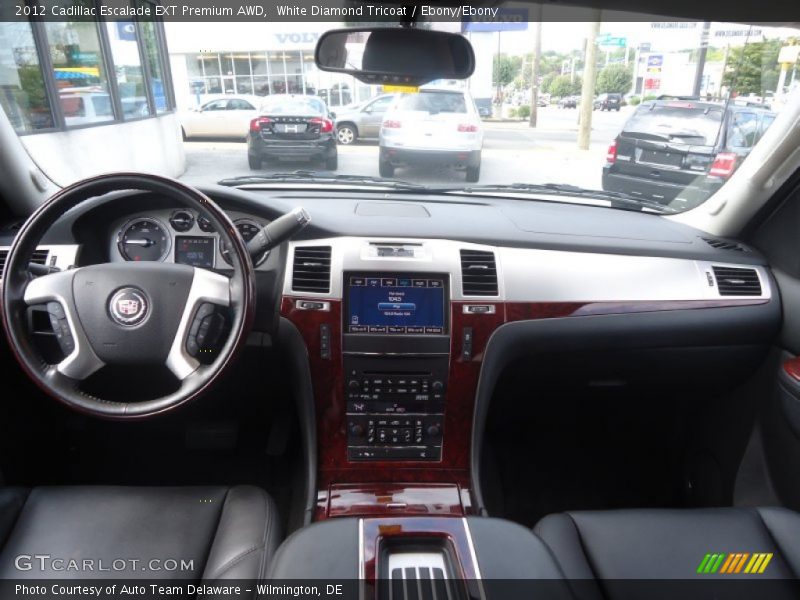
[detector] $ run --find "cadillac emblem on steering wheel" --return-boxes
[109,287,149,326]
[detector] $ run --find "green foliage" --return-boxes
[493,54,522,88]
[643,94,658,101]
[549,74,582,98]
[596,64,633,94]
[517,104,531,119]
[541,72,557,95]
[508,107,518,118]
[628,96,641,106]
[721,39,782,96]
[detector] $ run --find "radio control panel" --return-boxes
[344,356,447,461]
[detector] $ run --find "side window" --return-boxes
[203,100,228,111]
[106,22,150,120]
[227,99,255,110]
[60,96,85,118]
[728,111,759,149]
[760,114,776,138]
[0,22,55,132]
[367,96,393,113]
[45,21,114,126]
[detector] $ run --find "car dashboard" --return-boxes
[0,185,780,523]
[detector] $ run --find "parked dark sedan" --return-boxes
[603,99,776,205]
[593,92,622,111]
[247,95,338,170]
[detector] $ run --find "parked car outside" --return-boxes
[247,94,338,170]
[180,95,262,140]
[603,99,776,205]
[473,97,492,118]
[378,87,484,182]
[594,92,622,111]
[59,91,114,127]
[557,95,579,108]
[333,93,398,145]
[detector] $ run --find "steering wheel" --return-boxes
[1,173,255,419]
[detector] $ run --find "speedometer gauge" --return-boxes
[117,218,170,262]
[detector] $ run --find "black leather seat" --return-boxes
[535,507,800,599]
[0,485,280,586]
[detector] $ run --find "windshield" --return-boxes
[1,9,798,214]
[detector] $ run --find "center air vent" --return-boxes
[702,237,747,252]
[292,246,331,293]
[712,266,761,296]
[460,249,498,296]
[0,248,48,278]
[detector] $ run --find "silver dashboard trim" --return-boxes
[282,237,772,304]
[165,267,231,380]
[23,269,105,380]
[462,517,486,598]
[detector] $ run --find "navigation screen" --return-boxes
[346,273,447,335]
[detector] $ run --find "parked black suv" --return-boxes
[247,94,338,170]
[594,92,622,111]
[602,99,776,205]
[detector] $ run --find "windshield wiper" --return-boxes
[217,171,426,190]
[439,182,678,214]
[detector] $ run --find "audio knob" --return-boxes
[350,423,365,437]
[432,380,444,392]
[348,379,360,389]
[426,424,441,437]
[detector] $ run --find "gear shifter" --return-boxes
[246,207,310,258]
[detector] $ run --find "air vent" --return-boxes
[712,266,762,296]
[0,248,49,278]
[702,237,747,252]
[292,246,331,293]
[460,249,498,296]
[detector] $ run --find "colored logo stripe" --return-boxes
[697,553,773,574]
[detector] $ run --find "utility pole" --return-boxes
[528,11,542,128]
[692,21,711,97]
[719,44,730,100]
[494,31,502,117]
[578,17,600,150]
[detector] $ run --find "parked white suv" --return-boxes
[379,87,484,182]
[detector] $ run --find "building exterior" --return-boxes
[165,22,378,111]
[0,13,184,185]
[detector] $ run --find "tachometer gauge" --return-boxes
[221,218,269,266]
[117,218,170,262]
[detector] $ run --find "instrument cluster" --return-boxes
[112,209,270,269]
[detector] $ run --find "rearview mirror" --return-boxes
[315,28,475,87]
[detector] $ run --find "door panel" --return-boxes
[747,185,800,509]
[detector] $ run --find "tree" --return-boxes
[721,39,782,96]
[493,54,522,88]
[549,74,582,97]
[596,64,633,94]
[541,72,558,95]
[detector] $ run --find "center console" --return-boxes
[343,272,450,462]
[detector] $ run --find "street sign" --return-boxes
[599,36,627,48]
[647,54,664,68]
[778,45,800,64]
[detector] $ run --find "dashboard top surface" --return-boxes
[0,185,766,266]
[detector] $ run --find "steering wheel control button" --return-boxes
[47,301,74,355]
[108,287,149,327]
[186,302,226,358]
